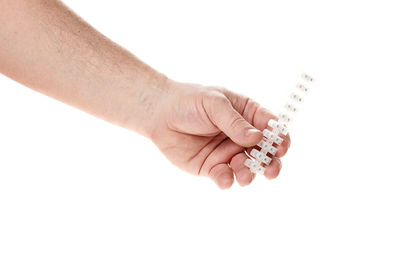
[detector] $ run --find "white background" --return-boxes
[1,0,399,266]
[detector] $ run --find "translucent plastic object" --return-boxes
[284,103,298,113]
[278,112,292,124]
[301,73,314,82]
[245,73,315,175]
[257,140,278,156]
[244,159,265,174]
[296,83,310,93]
[262,129,284,145]
[250,149,272,165]
[268,120,289,136]
[290,93,304,103]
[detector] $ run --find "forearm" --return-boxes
[0,0,167,137]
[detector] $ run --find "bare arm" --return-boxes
[0,0,165,136]
[0,0,289,188]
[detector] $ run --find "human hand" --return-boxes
[0,0,288,189]
[149,80,291,189]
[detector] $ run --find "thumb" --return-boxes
[204,94,262,147]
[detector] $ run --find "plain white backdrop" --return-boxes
[1,0,399,266]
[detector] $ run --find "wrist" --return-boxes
[122,69,171,139]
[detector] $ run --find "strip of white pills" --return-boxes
[244,73,315,175]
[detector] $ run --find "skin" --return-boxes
[0,0,290,189]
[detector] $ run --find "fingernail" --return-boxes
[246,128,261,137]
[276,158,282,171]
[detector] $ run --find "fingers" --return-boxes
[205,142,282,188]
[275,135,290,158]
[210,152,281,189]
[203,88,288,188]
[223,89,291,158]
[230,152,255,186]
[245,147,283,179]
[198,137,245,189]
[203,92,263,147]
[263,157,282,179]
[251,106,291,157]
[199,137,243,175]
[209,163,234,189]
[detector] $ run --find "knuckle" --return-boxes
[246,98,260,111]
[213,86,228,94]
[228,116,245,132]
[244,98,260,115]
[203,91,228,106]
[203,92,231,117]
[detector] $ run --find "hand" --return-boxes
[149,80,291,189]
[0,0,288,189]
